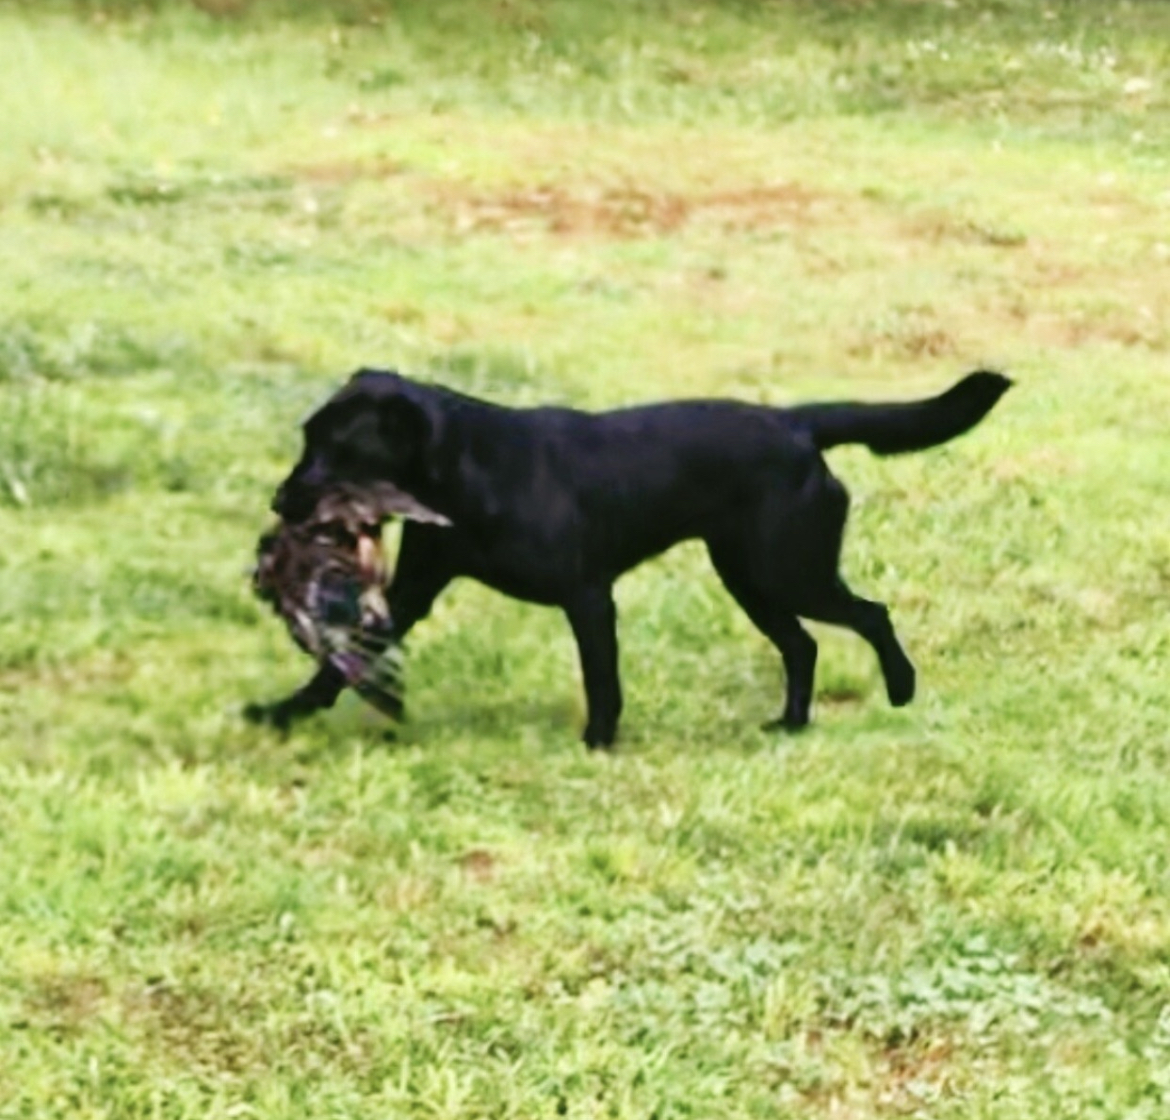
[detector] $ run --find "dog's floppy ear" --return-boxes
[377,395,432,469]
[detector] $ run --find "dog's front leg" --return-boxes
[565,586,623,749]
[244,661,348,732]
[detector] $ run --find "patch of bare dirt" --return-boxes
[967,268,1168,355]
[122,980,256,1074]
[122,978,379,1077]
[873,1036,960,1113]
[459,848,498,882]
[428,180,833,240]
[847,309,957,362]
[991,290,1169,352]
[908,210,1027,248]
[20,973,108,1036]
[1042,308,1168,351]
[817,685,866,708]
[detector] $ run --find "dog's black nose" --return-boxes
[272,483,314,521]
[272,455,332,521]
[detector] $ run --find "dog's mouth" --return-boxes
[251,481,450,718]
[304,480,451,533]
[304,480,450,585]
[253,480,450,614]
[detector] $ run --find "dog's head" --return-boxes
[273,369,440,523]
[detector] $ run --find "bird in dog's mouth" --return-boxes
[253,481,450,716]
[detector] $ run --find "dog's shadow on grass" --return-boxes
[396,694,582,748]
[246,686,579,756]
[254,676,898,764]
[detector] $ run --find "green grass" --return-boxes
[2,1,1170,1115]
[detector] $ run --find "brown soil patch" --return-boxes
[21,973,108,1035]
[122,978,379,1077]
[429,180,832,240]
[122,980,255,1074]
[459,848,498,882]
[1045,310,1168,351]
[908,209,1027,248]
[874,1036,959,1111]
[817,685,866,707]
[847,311,957,362]
[998,295,1169,353]
[972,263,1168,354]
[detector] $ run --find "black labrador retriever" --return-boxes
[248,368,1010,746]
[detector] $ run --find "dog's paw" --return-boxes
[762,713,810,733]
[885,661,916,708]
[242,701,293,733]
[582,723,617,750]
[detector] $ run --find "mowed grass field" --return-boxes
[2,1,1170,1116]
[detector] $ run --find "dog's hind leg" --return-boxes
[707,541,818,729]
[795,579,915,708]
[709,463,915,725]
[565,586,622,749]
[774,468,916,710]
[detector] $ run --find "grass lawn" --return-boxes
[2,1,1169,1116]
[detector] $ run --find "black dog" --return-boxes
[248,368,1010,746]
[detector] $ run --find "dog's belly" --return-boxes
[444,488,741,607]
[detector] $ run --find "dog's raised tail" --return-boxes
[791,370,1012,456]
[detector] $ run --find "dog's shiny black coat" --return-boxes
[248,368,1010,746]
